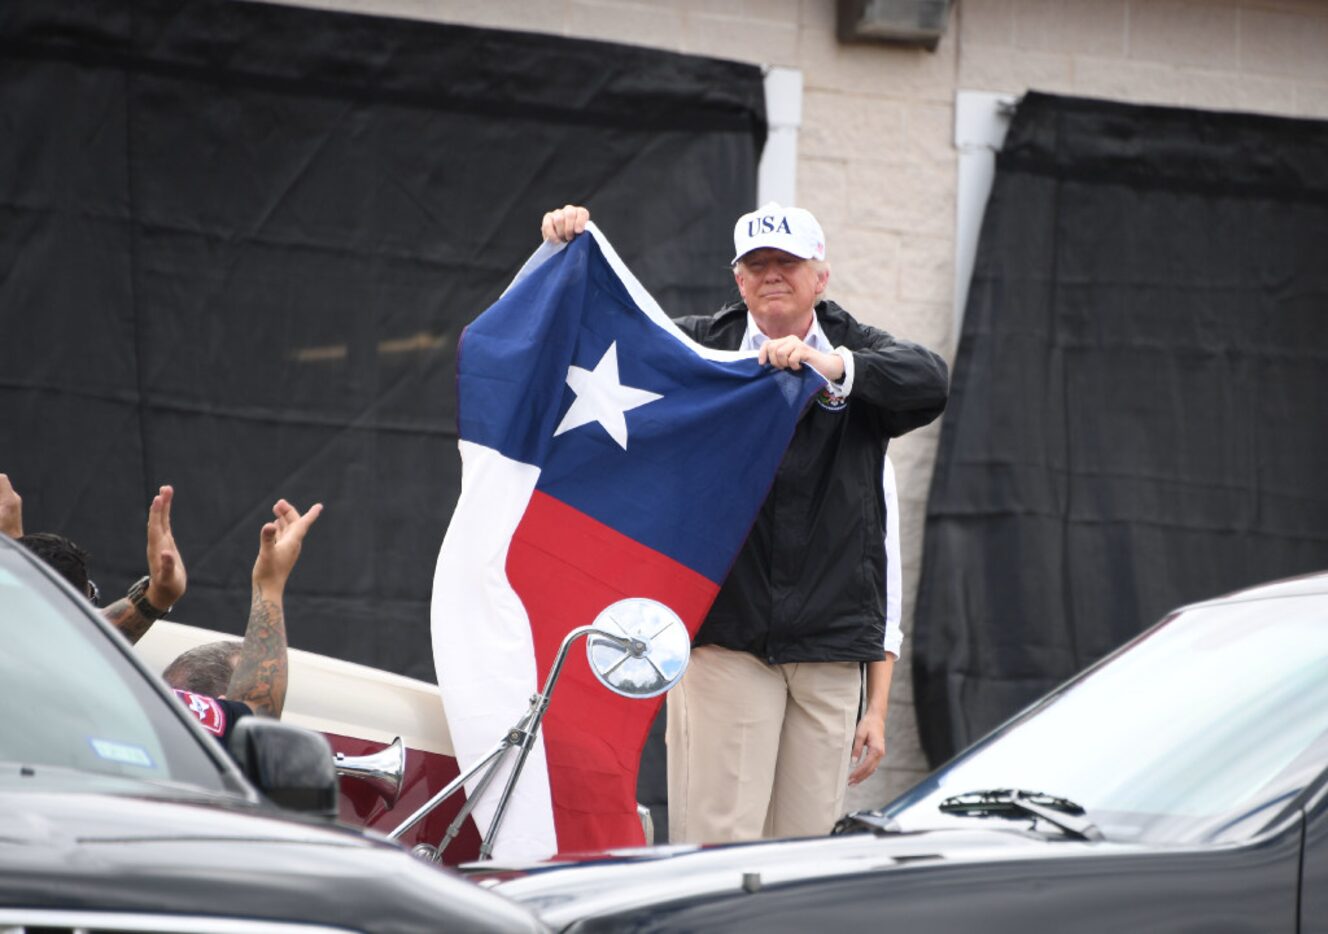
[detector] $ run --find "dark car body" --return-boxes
[480,574,1328,933]
[0,535,544,933]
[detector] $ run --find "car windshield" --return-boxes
[0,548,231,794]
[885,593,1328,846]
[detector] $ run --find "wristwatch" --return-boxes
[127,575,172,621]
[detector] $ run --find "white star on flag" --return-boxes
[553,341,663,450]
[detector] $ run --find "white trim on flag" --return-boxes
[431,440,555,860]
[511,224,760,365]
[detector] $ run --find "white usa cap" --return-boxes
[731,201,826,264]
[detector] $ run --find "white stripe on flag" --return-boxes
[431,439,556,860]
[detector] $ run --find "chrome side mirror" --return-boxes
[587,598,690,698]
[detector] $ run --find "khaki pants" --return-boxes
[666,644,861,844]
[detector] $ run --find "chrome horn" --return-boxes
[334,736,406,808]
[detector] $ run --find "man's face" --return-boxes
[734,248,828,325]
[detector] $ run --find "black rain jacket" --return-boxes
[673,299,949,664]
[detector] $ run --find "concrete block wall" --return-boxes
[960,0,1328,118]
[269,0,1327,809]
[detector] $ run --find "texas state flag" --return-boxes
[432,223,823,861]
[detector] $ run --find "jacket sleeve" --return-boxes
[845,323,950,438]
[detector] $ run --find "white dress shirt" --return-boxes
[739,312,855,397]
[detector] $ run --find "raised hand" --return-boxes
[252,499,323,592]
[145,485,186,611]
[0,473,22,538]
[231,499,323,719]
[541,204,590,243]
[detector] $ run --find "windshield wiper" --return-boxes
[831,808,901,835]
[939,788,1104,841]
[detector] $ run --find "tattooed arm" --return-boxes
[102,597,156,645]
[226,499,323,718]
[104,485,187,644]
[228,583,288,718]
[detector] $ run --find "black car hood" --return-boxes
[481,824,1147,929]
[0,790,544,933]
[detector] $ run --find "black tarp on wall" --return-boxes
[914,92,1328,766]
[0,0,765,681]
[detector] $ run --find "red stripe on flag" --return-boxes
[506,490,720,854]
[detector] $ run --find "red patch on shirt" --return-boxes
[173,689,227,736]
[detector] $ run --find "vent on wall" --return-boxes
[837,0,954,50]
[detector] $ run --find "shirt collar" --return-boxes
[740,308,830,352]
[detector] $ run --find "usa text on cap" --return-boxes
[732,202,826,264]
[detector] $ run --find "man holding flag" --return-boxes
[543,202,948,846]
[434,198,945,862]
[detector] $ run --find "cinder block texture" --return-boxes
[901,238,955,305]
[957,41,1075,94]
[1013,0,1127,56]
[1240,6,1328,82]
[568,2,684,49]
[1298,82,1328,118]
[1178,69,1299,115]
[1074,55,1186,106]
[801,93,907,162]
[683,12,798,62]
[846,161,956,238]
[1129,1,1238,67]
[823,227,901,302]
[797,157,850,231]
